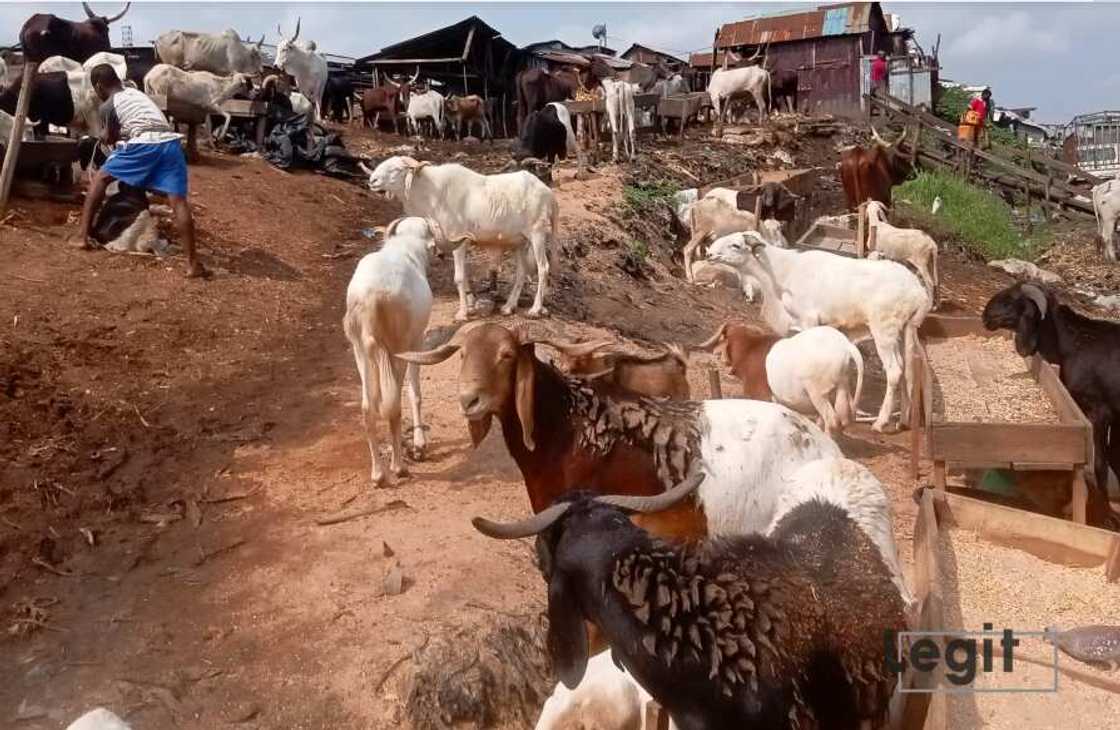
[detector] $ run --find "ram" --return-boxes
[547,338,691,400]
[865,200,940,307]
[363,156,558,320]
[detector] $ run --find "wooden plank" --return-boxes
[931,489,1117,562]
[901,489,945,730]
[930,423,1088,465]
[0,63,36,217]
[1071,470,1088,525]
[910,346,922,479]
[643,700,671,730]
[1106,538,1120,583]
[220,99,270,117]
[707,366,722,399]
[1032,356,1095,467]
[918,315,995,340]
[933,461,946,491]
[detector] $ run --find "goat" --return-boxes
[535,650,664,730]
[695,321,779,400]
[548,338,691,400]
[765,326,864,436]
[396,322,843,543]
[707,231,931,432]
[362,156,559,320]
[982,283,1120,513]
[142,64,252,139]
[683,197,758,286]
[757,219,787,247]
[472,468,909,730]
[343,217,470,485]
[66,708,131,730]
[865,200,940,307]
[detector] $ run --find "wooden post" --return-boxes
[910,349,923,479]
[1024,178,1032,233]
[933,461,947,491]
[1071,469,1088,525]
[867,223,877,256]
[0,62,37,217]
[186,123,199,163]
[753,192,762,223]
[708,366,723,399]
[255,114,267,148]
[644,700,671,730]
[1106,538,1120,583]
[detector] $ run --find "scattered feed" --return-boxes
[941,528,1120,728]
[925,335,1058,423]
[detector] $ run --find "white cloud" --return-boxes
[946,11,1068,58]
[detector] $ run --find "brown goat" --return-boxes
[547,338,691,400]
[696,321,780,400]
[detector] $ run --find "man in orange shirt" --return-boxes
[970,89,993,148]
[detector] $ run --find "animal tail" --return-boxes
[345,297,403,421]
[662,342,689,366]
[841,336,865,427]
[901,298,929,424]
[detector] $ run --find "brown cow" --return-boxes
[361,73,416,134]
[837,126,914,211]
[19,2,130,63]
[514,66,584,134]
[444,94,491,141]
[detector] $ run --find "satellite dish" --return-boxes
[592,24,607,41]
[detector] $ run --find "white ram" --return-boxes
[343,217,468,485]
[865,200,940,306]
[143,64,252,139]
[362,156,559,321]
[765,326,864,436]
[683,196,758,284]
[707,231,931,432]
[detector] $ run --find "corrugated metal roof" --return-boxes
[716,2,879,48]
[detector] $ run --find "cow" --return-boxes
[601,78,637,162]
[1092,177,1120,262]
[275,19,328,119]
[154,29,265,76]
[708,64,770,126]
[770,68,797,113]
[82,51,131,88]
[323,72,356,123]
[143,64,254,139]
[514,66,583,133]
[19,3,130,64]
[361,72,416,133]
[406,87,445,138]
[837,126,914,211]
[444,94,491,140]
[0,69,99,139]
[512,104,568,163]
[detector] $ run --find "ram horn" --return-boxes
[695,322,729,350]
[534,337,614,359]
[594,472,706,513]
[471,501,572,540]
[1020,283,1048,318]
[397,321,485,364]
[256,34,265,49]
[358,160,374,176]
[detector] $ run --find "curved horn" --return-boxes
[594,472,706,513]
[1020,284,1048,318]
[257,34,265,49]
[870,124,888,146]
[409,66,421,85]
[471,501,572,540]
[396,343,459,365]
[535,338,613,359]
[277,23,283,38]
[105,2,130,23]
[695,322,729,351]
[82,2,96,18]
[292,17,301,41]
[358,161,374,175]
[746,44,763,63]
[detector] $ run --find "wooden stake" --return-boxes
[856,202,866,257]
[1106,538,1120,583]
[708,366,723,399]
[644,700,671,730]
[753,191,762,223]
[0,63,37,217]
[933,460,947,491]
[910,349,923,479]
[867,223,878,256]
[1071,470,1088,525]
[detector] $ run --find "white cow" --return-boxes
[155,29,265,76]
[143,64,253,139]
[83,52,130,87]
[275,19,328,118]
[601,77,637,162]
[708,65,771,126]
[1092,176,1120,262]
[406,88,445,139]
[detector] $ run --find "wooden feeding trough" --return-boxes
[219,99,272,147]
[911,315,1095,524]
[151,94,209,164]
[905,488,1120,730]
[656,92,711,138]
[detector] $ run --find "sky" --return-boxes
[2,2,1117,122]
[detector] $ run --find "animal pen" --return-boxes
[353,16,519,136]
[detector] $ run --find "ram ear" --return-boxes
[547,571,590,690]
[1014,305,1040,357]
[515,344,536,451]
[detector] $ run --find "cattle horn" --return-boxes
[257,34,265,49]
[870,124,905,149]
[472,501,573,540]
[292,17,301,41]
[358,161,374,176]
[409,66,421,85]
[534,338,613,359]
[695,322,729,351]
[1020,284,1048,318]
[105,2,131,23]
[82,2,97,18]
[594,472,706,513]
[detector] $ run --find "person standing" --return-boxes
[871,51,889,98]
[71,64,205,278]
[969,88,993,149]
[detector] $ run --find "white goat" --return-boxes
[758,218,788,247]
[407,88,445,138]
[1092,177,1120,262]
[707,231,931,432]
[143,64,252,139]
[601,77,637,163]
[683,196,758,284]
[766,326,864,436]
[66,708,132,730]
[535,651,671,730]
[865,200,940,307]
[363,156,559,321]
[343,217,466,485]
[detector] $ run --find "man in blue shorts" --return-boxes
[72,64,205,278]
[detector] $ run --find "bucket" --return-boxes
[957,122,976,143]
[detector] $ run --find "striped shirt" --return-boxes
[100,88,182,145]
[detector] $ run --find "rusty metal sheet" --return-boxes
[716,2,875,48]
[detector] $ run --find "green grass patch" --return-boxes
[623,181,680,216]
[626,239,650,260]
[895,170,1049,261]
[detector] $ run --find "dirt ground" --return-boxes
[0,120,1113,728]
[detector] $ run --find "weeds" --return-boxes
[895,170,1049,261]
[622,181,680,216]
[626,240,650,260]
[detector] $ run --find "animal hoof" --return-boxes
[454,309,471,322]
[371,472,389,488]
[393,465,410,479]
[500,305,516,316]
[526,307,548,318]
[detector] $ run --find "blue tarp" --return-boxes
[822,7,850,36]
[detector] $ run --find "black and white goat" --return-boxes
[473,470,909,730]
[983,282,1120,513]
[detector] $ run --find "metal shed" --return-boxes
[1066,111,1120,177]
